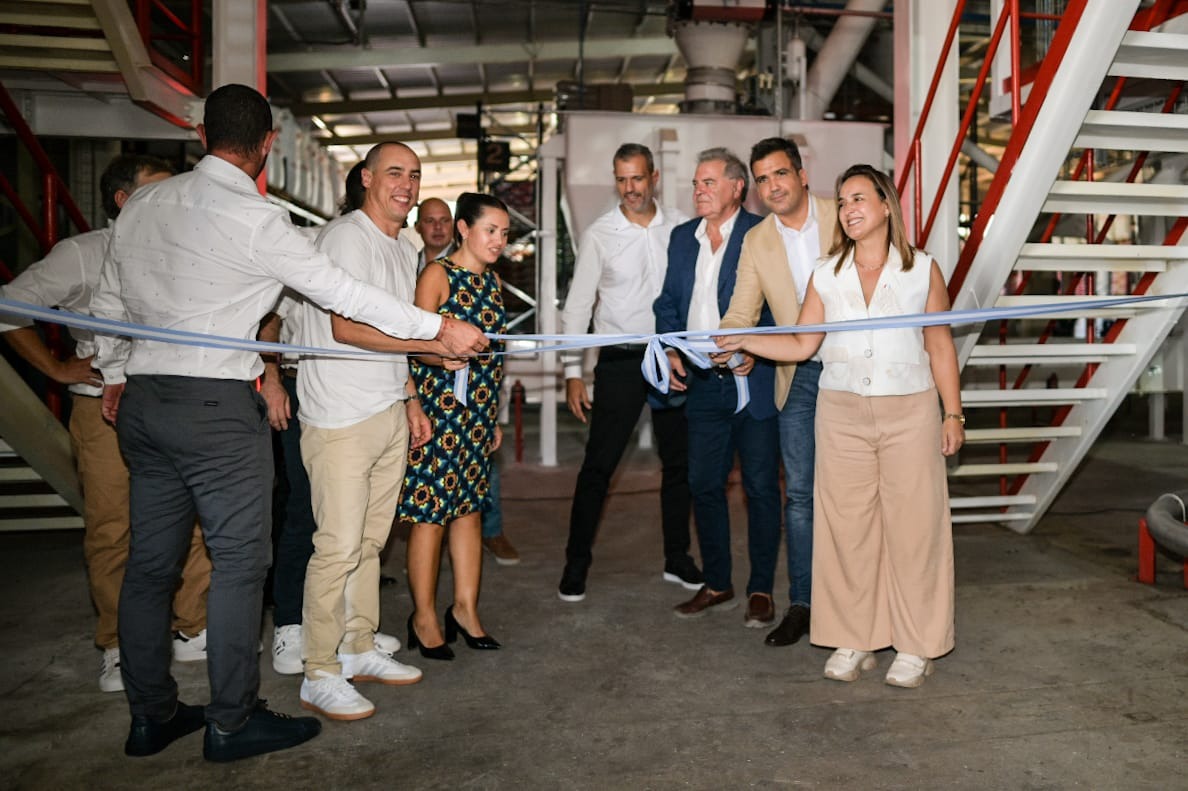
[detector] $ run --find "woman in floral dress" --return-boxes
[401,192,508,659]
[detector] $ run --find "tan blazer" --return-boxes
[719,193,838,410]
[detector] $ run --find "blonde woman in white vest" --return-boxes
[714,163,963,688]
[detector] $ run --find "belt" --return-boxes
[282,367,298,379]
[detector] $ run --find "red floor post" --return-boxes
[512,379,525,463]
[1137,518,1156,584]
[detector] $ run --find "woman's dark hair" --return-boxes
[453,192,508,244]
[829,163,917,274]
[339,161,365,215]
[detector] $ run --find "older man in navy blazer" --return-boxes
[654,147,782,625]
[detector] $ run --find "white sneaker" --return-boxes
[272,624,304,675]
[823,648,877,682]
[99,647,123,693]
[172,628,207,662]
[885,652,934,688]
[339,648,422,686]
[299,670,375,721]
[373,631,401,656]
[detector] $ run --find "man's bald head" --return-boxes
[415,197,454,260]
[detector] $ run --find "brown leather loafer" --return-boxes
[765,604,811,646]
[674,586,737,619]
[744,593,776,628]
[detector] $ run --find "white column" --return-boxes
[894,0,960,276]
[212,0,267,92]
[537,136,564,467]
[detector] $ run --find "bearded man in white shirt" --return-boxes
[557,143,698,602]
[295,141,432,721]
[0,154,212,693]
[92,84,487,763]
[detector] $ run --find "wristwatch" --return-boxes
[943,412,966,425]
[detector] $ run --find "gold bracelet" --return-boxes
[943,412,966,425]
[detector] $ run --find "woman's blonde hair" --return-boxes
[829,164,917,274]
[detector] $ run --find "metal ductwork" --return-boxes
[668,0,767,114]
[801,0,886,120]
[671,19,751,114]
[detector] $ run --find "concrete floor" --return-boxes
[2,403,1187,790]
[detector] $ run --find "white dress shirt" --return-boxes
[297,210,417,430]
[92,155,441,383]
[776,198,821,303]
[687,209,739,333]
[560,200,688,378]
[0,227,110,397]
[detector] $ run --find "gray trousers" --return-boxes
[117,375,272,729]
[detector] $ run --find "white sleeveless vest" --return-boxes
[814,247,936,397]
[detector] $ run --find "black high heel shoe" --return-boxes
[406,613,455,661]
[444,606,501,650]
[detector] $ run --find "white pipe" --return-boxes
[803,0,886,120]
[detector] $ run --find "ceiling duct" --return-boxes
[671,19,751,114]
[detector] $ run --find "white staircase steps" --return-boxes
[0,441,82,532]
[951,462,1060,477]
[967,343,1138,366]
[991,294,1149,320]
[1107,30,1188,80]
[931,3,1187,532]
[0,1,117,74]
[961,388,1110,407]
[949,494,1038,525]
[1076,110,1188,153]
[1014,243,1188,273]
[963,426,1083,443]
[1042,181,1188,217]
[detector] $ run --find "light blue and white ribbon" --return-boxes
[4,291,1186,409]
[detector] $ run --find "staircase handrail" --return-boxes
[895,0,1026,247]
[0,82,91,252]
[134,0,204,96]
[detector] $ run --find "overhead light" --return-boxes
[311,116,330,132]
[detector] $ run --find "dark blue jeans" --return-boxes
[272,374,316,627]
[482,459,502,539]
[779,360,821,607]
[685,369,781,595]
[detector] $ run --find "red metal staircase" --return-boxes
[898,0,1188,532]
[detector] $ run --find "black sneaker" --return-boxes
[662,556,703,591]
[557,564,587,602]
[125,702,206,757]
[203,699,320,763]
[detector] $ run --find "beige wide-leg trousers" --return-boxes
[809,388,955,658]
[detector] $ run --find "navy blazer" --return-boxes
[653,208,777,421]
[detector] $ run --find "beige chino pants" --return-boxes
[69,394,209,648]
[809,388,955,659]
[301,401,409,678]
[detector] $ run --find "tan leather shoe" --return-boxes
[744,593,776,628]
[482,534,520,565]
[673,586,738,619]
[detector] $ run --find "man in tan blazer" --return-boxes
[716,137,838,647]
